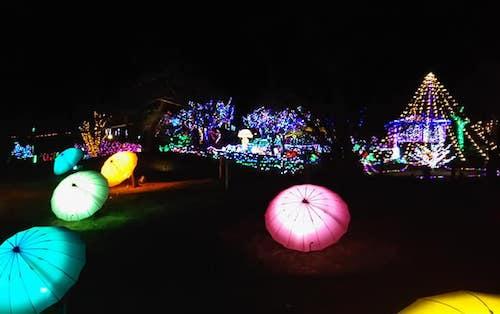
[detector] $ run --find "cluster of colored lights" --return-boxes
[407,143,456,169]
[76,140,142,158]
[156,98,235,147]
[211,150,308,174]
[156,102,333,174]
[40,152,59,162]
[242,105,333,146]
[158,135,191,153]
[10,142,34,159]
[243,106,307,138]
[469,120,499,155]
[386,118,450,144]
[79,111,109,158]
[399,73,495,161]
[353,72,498,177]
[450,112,469,151]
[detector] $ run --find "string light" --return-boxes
[79,112,108,157]
[157,103,333,174]
[353,72,497,175]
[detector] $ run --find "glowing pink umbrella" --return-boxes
[265,184,350,252]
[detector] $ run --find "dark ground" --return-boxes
[0,154,499,314]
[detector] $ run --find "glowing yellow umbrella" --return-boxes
[399,291,500,313]
[100,151,138,187]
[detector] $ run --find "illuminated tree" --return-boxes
[156,98,235,148]
[243,105,333,147]
[79,112,109,157]
[408,143,456,169]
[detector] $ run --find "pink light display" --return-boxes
[265,184,350,252]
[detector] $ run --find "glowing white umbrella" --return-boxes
[51,170,109,221]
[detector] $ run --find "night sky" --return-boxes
[3,3,500,134]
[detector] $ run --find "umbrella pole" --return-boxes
[130,172,138,188]
[224,158,229,191]
[218,156,224,180]
[60,296,68,314]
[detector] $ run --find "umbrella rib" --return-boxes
[20,229,43,248]
[421,298,466,313]
[16,254,39,314]
[20,229,47,248]
[23,248,85,262]
[305,203,322,250]
[306,188,323,202]
[16,229,31,248]
[0,253,14,280]
[8,252,16,314]
[18,252,61,302]
[271,201,299,240]
[21,251,79,282]
[268,195,299,225]
[287,189,303,200]
[306,203,337,243]
[285,203,302,248]
[75,184,108,203]
[465,291,494,313]
[305,187,317,201]
[308,202,346,230]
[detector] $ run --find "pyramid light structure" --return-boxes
[383,72,497,163]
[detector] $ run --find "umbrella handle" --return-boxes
[60,295,68,314]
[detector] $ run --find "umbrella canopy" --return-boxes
[51,170,109,221]
[101,151,138,187]
[265,184,350,252]
[53,148,84,175]
[0,226,86,314]
[399,290,500,313]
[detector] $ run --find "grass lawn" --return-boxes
[1,163,500,313]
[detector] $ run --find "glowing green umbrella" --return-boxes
[51,170,109,221]
[0,226,86,314]
[53,148,84,175]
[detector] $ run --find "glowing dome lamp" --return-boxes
[265,184,350,252]
[399,290,500,313]
[0,226,86,314]
[53,148,84,175]
[101,151,138,187]
[51,170,109,221]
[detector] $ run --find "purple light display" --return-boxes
[76,140,142,158]
[385,118,451,145]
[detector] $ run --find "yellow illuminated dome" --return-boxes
[100,151,138,187]
[400,290,500,313]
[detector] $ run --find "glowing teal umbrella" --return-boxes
[53,148,84,175]
[51,170,109,221]
[0,226,86,314]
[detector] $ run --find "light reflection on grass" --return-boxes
[51,213,134,231]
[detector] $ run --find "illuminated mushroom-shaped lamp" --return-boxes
[51,170,109,221]
[238,129,253,151]
[265,184,350,252]
[53,147,84,175]
[100,151,138,187]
